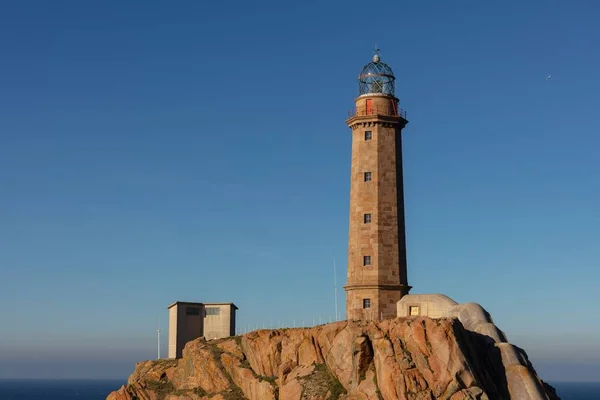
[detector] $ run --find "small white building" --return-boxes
[396,294,458,318]
[167,301,237,359]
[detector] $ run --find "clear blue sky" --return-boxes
[1,0,599,382]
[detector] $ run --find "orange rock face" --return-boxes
[107,318,559,400]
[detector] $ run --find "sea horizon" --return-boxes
[0,378,598,399]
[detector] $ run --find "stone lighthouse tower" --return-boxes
[344,51,411,321]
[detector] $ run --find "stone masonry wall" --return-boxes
[345,95,408,320]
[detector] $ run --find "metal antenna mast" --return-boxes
[333,254,339,321]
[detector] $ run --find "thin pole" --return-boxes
[157,317,160,360]
[333,254,339,321]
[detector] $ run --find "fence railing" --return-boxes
[348,106,406,119]
[235,311,391,335]
[235,315,344,335]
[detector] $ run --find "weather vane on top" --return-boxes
[373,43,381,62]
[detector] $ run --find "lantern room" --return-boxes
[358,53,396,97]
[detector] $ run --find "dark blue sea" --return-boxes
[0,380,597,399]
[0,380,125,400]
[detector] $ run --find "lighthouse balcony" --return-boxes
[348,106,406,119]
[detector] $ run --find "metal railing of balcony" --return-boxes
[347,106,406,119]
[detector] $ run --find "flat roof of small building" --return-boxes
[167,301,238,310]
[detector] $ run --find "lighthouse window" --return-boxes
[364,172,372,182]
[363,299,371,309]
[363,255,371,266]
[364,213,372,223]
[364,131,372,140]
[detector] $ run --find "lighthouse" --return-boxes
[344,50,412,321]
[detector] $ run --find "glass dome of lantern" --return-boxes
[358,52,396,97]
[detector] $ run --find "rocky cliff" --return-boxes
[107,318,560,400]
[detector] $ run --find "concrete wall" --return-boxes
[168,306,178,359]
[167,302,204,359]
[203,304,236,340]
